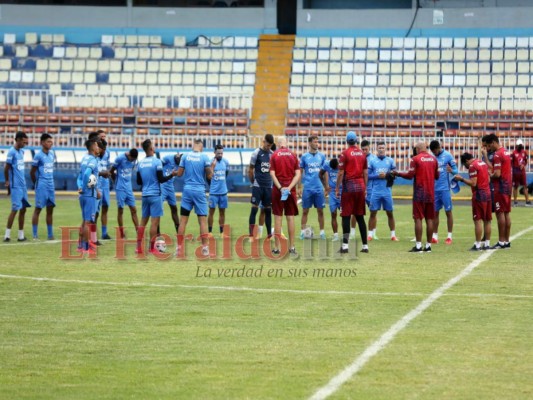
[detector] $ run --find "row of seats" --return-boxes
[284,128,533,138]
[295,37,533,49]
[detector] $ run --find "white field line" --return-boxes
[308,226,533,400]
[0,274,532,300]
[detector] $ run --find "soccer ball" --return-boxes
[154,238,167,253]
[303,226,314,239]
[87,174,97,188]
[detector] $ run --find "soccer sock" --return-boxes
[119,226,125,239]
[18,230,24,240]
[362,244,368,250]
[474,241,480,249]
[320,229,325,235]
[83,241,89,251]
[32,224,38,238]
[356,215,368,245]
[447,232,452,239]
[342,216,350,244]
[264,209,272,238]
[485,239,490,247]
[208,226,213,233]
[5,228,11,239]
[219,225,224,234]
[258,225,264,237]
[136,226,145,251]
[47,224,53,238]
[416,241,422,249]
[249,207,258,236]
[89,224,97,243]
[350,227,356,236]
[425,243,431,249]
[391,230,396,237]
[432,233,438,239]
[102,225,107,236]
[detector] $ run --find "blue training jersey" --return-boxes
[113,153,136,192]
[179,151,211,192]
[321,162,339,194]
[97,150,110,190]
[434,150,458,192]
[78,154,99,198]
[210,157,230,195]
[300,151,327,192]
[161,154,179,191]
[138,156,163,197]
[6,146,26,189]
[368,155,396,194]
[250,147,273,188]
[366,153,377,194]
[32,149,55,191]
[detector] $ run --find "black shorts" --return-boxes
[251,186,272,208]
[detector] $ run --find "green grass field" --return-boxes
[0,195,532,399]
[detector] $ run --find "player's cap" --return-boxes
[346,131,358,143]
[516,139,524,146]
[450,178,461,194]
[281,188,290,201]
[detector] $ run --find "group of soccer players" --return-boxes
[3,129,530,256]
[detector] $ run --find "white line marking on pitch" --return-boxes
[0,274,532,301]
[308,226,533,400]
[0,240,61,247]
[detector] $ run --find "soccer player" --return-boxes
[299,135,327,240]
[95,138,111,243]
[454,153,492,251]
[361,140,378,240]
[335,131,369,253]
[161,152,182,234]
[30,133,55,240]
[248,134,274,239]
[429,140,458,245]
[4,131,31,242]
[77,139,100,254]
[511,139,530,206]
[393,142,439,253]
[368,141,398,241]
[176,139,213,257]
[270,136,301,257]
[208,145,230,237]
[136,139,178,255]
[110,148,139,239]
[485,135,512,249]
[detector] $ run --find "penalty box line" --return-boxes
[308,225,533,400]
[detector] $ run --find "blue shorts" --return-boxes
[116,190,136,208]
[142,195,164,219]
[329,193,341,213]
[302,190,326,209]
[96,188,110,212]
[10,187,31,211]
[209,194,228,209]
[435,190,453,212]
[35,188,55,209]
[79,196,96,222]
[181,190,208,216]
[161,185,177,207]
[370,193,394,212]
[365,190,373,207]
[251,186,272,208]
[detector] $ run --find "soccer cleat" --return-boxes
[373,235,379,240]
[201,247,210,257]
[289,248,298,258]
[513,201,518,206]
[135,248,144,255]
[445,238,452,245]
[319,232,326,240]
[17,237,27,242]
[3,238,10,242]
[504,242,511,249]
[94,240,103,246]
[367,235,373,241]
[76,247,83,253]
[102,234,112,240]
[469,245,481,251]
[526,201,532,206]
[391,236,399,241]
[423,246,432,253]
[47,236,55,240]
[481,245,490,251]
[331,235,339,242]
[83,248,97,256]
[338,247,349,254]
[490,243,506,250]
[32,237,40,241]
[408,246,423,253]
[360,248,369,253]
[299,232,305,240]
[272,248,281,256]
[431,238,439,244]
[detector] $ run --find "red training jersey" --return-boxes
[492,147,512,195]
[338,145,367,193]
[511,149,528,173]
[269,146,299,187]
[468,159,491,202]
[398,151,439,203]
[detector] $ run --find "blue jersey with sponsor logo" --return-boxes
[300,151,326,192]
[113,153,136,192]
[78,154,99,198]
[250,147,273,188]
[321,162,339,194]
[6,146,26,189]
[368,155,396,194]
[138,156,163,197]
[366,153,377,194]
[434,150,458,192]
[161,154,179,191]
[32,149,55,191]
[97,150,110,190]
[179,151,211,192]
[210,157,230,195]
